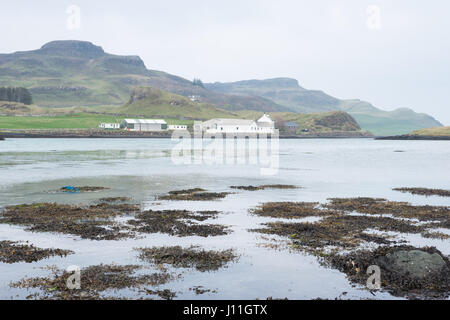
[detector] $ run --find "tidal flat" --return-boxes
[0,138,449,300]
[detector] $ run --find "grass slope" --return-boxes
[119,87,239,120]
[410,126,450,136]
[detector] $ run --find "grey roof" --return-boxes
[123,119,167,124]
[285,121,299,127]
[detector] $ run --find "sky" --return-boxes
[1,0,449,124]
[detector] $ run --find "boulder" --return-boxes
[377,250,446,279]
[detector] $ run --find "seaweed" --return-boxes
[0,240,73,264]
[158,188,230,201]
[137,246,238,272]
[129,209,229,237]
[230,184,297,191]
[0,202,138,240]
[326,197,450,223]
[11,264,173,300]
[393,187,450,197]
[250,202,338,219]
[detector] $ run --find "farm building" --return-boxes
[197,114,275,134]
[99,123,120,129]
[121,119,167,131]
[284,121,299,134]
[168,124,187,130]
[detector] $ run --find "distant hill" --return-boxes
[0,41,442,135]
[205,78,442,136]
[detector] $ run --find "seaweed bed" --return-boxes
[326,197,450,226]
[137,246,238,272]
[393,187,450,197]
[11,264,174,300]
[0,241,73,264]
[129,210,229,237]
[99,197,132,203]
[250,214,423,251]
[0,203,139,240]
[0,203,229,239]
[251,202,338,219]
[250,197,450,298]
[158,188,230,201]
[230,184,297,191]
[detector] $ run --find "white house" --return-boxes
[121,119,167,131]
[99,123,120,129]
[197,114,275,134]
[255,114,275,134]
[168,124,187,130]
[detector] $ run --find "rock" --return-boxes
[377,250,446,279]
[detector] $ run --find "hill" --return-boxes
[0,40,286,111]
[205,78,442,136]
[410,126,450,136]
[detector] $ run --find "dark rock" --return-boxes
[377,250,446,279]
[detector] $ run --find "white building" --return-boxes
[168,124,188,130]
[255,114,275,134]
[121,119,167,131]
[99,123,120,129]
[197,114,275,134]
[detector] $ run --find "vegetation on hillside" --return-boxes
[120,86,239,120]
[410,126,450,136]
[0,87,32,105]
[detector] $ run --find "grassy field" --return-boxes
[410,126,450,136]
[0,113,193,129]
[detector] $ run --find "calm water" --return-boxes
[0,138,449,299]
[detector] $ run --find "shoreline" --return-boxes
[376,135,450,141]
[0,130,374,139]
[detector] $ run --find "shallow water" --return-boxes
[0,138,449,299]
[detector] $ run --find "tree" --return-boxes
[192,78,205,88]
[0,87,33,105]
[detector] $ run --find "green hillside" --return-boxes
[0,41,284,111]
[119,87,239,120]
[410,126,450,136]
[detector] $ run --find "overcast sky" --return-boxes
[1,0,449,124]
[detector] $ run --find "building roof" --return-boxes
[123,119,167,124]
[257,114,273,123]
[202,118,256,126]
[285,121,299,127]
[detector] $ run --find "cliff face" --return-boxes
[38,40,105,58]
